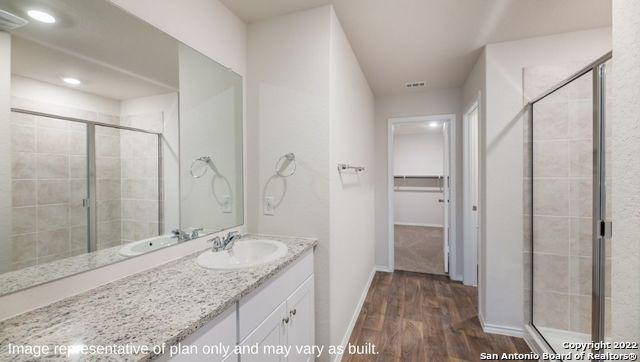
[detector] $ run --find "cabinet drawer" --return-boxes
[239,250,313,340]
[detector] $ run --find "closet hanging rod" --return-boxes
[393,175,443,179]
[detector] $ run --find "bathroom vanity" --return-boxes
[0,235,316,361]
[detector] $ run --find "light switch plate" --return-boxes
[264,196,275,215]
[221,195,232,213]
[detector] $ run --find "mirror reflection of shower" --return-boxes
[189,155,234,213]
[263,153,297,215]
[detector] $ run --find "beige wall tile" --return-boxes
[569,256,592,296]
[97,200,121,222]
[533,101,569,141]
[533,291,570,330]
[37,204,69,231]
[36,229,70,258]
[36,154,69,179]
[69,156,87,179]
[35,115,69,129]
[569,178,592,217]
[534,178,569,216]
[11,112,35,126]
[97,220,121,246]
[12,180,36,207]
[11,152,36,179]
[68,131,87,156]
[569,139,592,177]
[570,217,593,257]
[12,207,36,235]
[37,180,69,205]
[533,253,569,293]
[69,179,88,203]
[533,140,569,177]
[37,127,68,154]
[97,179,121,200]
[68,203,88,227]
[568,101,593,140]
[11,125,35,152]
[533,216,570,255]
[69,225,88,253]
[11,233,36,263]
[96,135,120,158]
[569,295,592,334]
[122,179,158,200]
[96,157,121,179]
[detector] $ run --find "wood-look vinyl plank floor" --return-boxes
[343,271,531,361]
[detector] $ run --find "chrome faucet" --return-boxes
[171,227,204,242]
[171,228,190,242]
[208,231,242,252]
[190,228,204,240]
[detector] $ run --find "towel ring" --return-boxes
[190,156,212,178]
[275,153,296,177]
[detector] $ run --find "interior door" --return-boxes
[442,121,450,274]
[469,107,479,286]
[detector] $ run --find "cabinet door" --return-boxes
[286,276,314,362]
[239,301,287,362]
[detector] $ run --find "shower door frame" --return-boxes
[527,51,612,356]
[10,107,164,253]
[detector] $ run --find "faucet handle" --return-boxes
[208,236,224,251]
[191,227,204,238]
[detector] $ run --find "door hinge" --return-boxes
[599,220,612,239]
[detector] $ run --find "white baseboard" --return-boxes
[478,312,524,338]
[523,324,549,355]
[334,266,378,362]
[394,222,443,228]
[374,265,393,273]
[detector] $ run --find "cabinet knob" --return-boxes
[290,309,297,316]
[282,317,289,324]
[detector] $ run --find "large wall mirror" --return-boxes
[0,0,244,295]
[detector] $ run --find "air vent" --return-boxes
[0,10,28,31]
[405,81,426,89]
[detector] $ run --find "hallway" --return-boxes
[343,271,531,361]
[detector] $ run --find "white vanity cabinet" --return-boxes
[166,250,314,362]
[239,251,315,361]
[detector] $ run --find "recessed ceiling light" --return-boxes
[429,121,439,128]
[27,9,56,24]
[62,77,81,85]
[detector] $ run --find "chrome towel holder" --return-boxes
[276,153,296,177]
[337,163,365,173]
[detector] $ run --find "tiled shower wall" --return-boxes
[10,111,89,269]
[8,102,162,270]
[523,63,611,335]
[120,113,162,243]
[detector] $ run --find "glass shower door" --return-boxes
[531,70,594,352]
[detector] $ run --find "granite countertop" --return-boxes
[0,234,317,361]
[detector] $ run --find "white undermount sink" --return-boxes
[196,239,288,270]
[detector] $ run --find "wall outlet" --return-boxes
[264,196,275,216]
[221,195,232,213]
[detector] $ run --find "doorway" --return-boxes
[463,100,480,286]
[387,114,457,275]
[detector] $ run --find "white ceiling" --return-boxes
[2,0,179,100]
[222,0,612,96]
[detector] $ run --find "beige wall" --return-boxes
[328,7,376,350]
[469,27,612,333]
[247,6,332,354]
[611,0,640,344]
[374,89,463,279]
